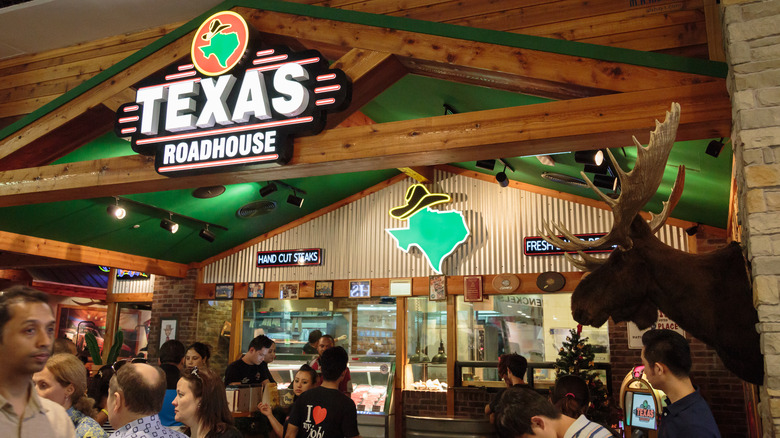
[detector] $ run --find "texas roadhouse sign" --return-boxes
[115,11,352,176]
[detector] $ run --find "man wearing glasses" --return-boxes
[0,286,75,438]
[106,363,186,438]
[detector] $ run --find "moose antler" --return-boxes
[541,103,685,270]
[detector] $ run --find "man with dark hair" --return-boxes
[302,329,322,354]
[310,334,351,395]
[493,386,612,438]
[286,347,360,438]
[486,353,530,420]
[106,363,186,438]
[641,329,720,438]
[0,286,75,438]
[225,334,275,385]
[504,353,528,386]
[157,340,185,428]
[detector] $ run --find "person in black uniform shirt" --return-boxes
[224,335,275,385]
[302,330,322,355]
[486,353,530,421]
[285,347,360,438]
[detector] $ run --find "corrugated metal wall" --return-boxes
[111,275,156,294]
[203,169,688,283]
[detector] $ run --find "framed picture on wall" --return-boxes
[349,280,371,298]
[429,275,447,301]
[315,281,333,297]
[280,283,299,300]
[56,305,107,352]
[248,282,265,298]
[215,283,234,299]
[464,276,483,302]
[160,318,178,347]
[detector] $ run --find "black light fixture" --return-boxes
[685,224,700,236]
[160,214,179,234]
[475,159,496,171]
[259,182,278,197]
[592,174,618,191]
[287,190,304,208]
[583,162,609,175]
[496,164,510,188]
[199,225,216,242]
[705,138,725,158]
[574,150,605,166]
[107,197,126,220]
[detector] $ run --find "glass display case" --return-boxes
[242,299,352,354]
[405,297,447,391]
[453,361,612,394]
[267,355,395,438]
[456,293,610,364]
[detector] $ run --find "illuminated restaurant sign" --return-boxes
[523,233,612,256]
[114,11,351,177]
[98,266,150,280]
[257,248,322,268]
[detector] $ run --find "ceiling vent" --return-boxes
[192,186,226,199]
[236,200,277,218]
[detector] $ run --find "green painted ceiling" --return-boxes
[0,74,732,265]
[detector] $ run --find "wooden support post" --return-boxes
[446,294,456,417]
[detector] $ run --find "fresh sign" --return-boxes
[115,11,351,176]
[523,233,612,256]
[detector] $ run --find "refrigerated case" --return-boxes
[405,297,448,391]
[453,360,612,394]
[267,355,396,438]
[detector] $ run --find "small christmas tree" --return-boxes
[554,325,611,425]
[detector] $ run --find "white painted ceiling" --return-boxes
[0,0,223,59]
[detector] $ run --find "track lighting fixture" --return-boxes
[160,215,179,234]
[592,174,618,191]
[199,225,216,242]
[574,150,605,166]
[583,163,609,175]
[259,182,278,197]
[287,190,304,208]
[685,224,700,236]
[496,165,510,188]
[107,198,126,220]
[475,159,496,171]
[705,138,725,158]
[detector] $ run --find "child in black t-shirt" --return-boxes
[285,347,361,438]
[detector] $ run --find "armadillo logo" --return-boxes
[115,11,351,177]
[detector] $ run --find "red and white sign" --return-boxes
[627,310,686,349]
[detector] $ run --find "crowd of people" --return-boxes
[0,284,721,438]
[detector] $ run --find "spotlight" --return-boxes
[259,182,278,197]
[475,159,496,171]
[592,174,618,191]
[705,138,725,158]
[495,165,510,188]
[160,217,179,234]
[583,163,609,175]
[287,192,304,208]
[685,224,700,236]
[574,150,604,166]
[107,202,126,220]
[199,226,216,242]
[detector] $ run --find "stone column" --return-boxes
[723,0,780,435]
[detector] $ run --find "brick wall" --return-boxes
[454,387,493,418]
[402,390,447,417]
[148,268,198,360]
[608,320,747,437]
[722,0,780,435]
[195,300,233,375]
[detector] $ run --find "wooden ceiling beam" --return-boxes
[0,81,729,207]
[0,104,116,171]
[326,49,407,129]
[0,230,188,278]
[240,8,719,96]
[0,31,195,163]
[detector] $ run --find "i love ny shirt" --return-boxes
[287,386,359,438]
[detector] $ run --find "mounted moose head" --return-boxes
[542,103,763,385]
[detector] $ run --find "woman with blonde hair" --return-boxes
[33,353,108,438]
